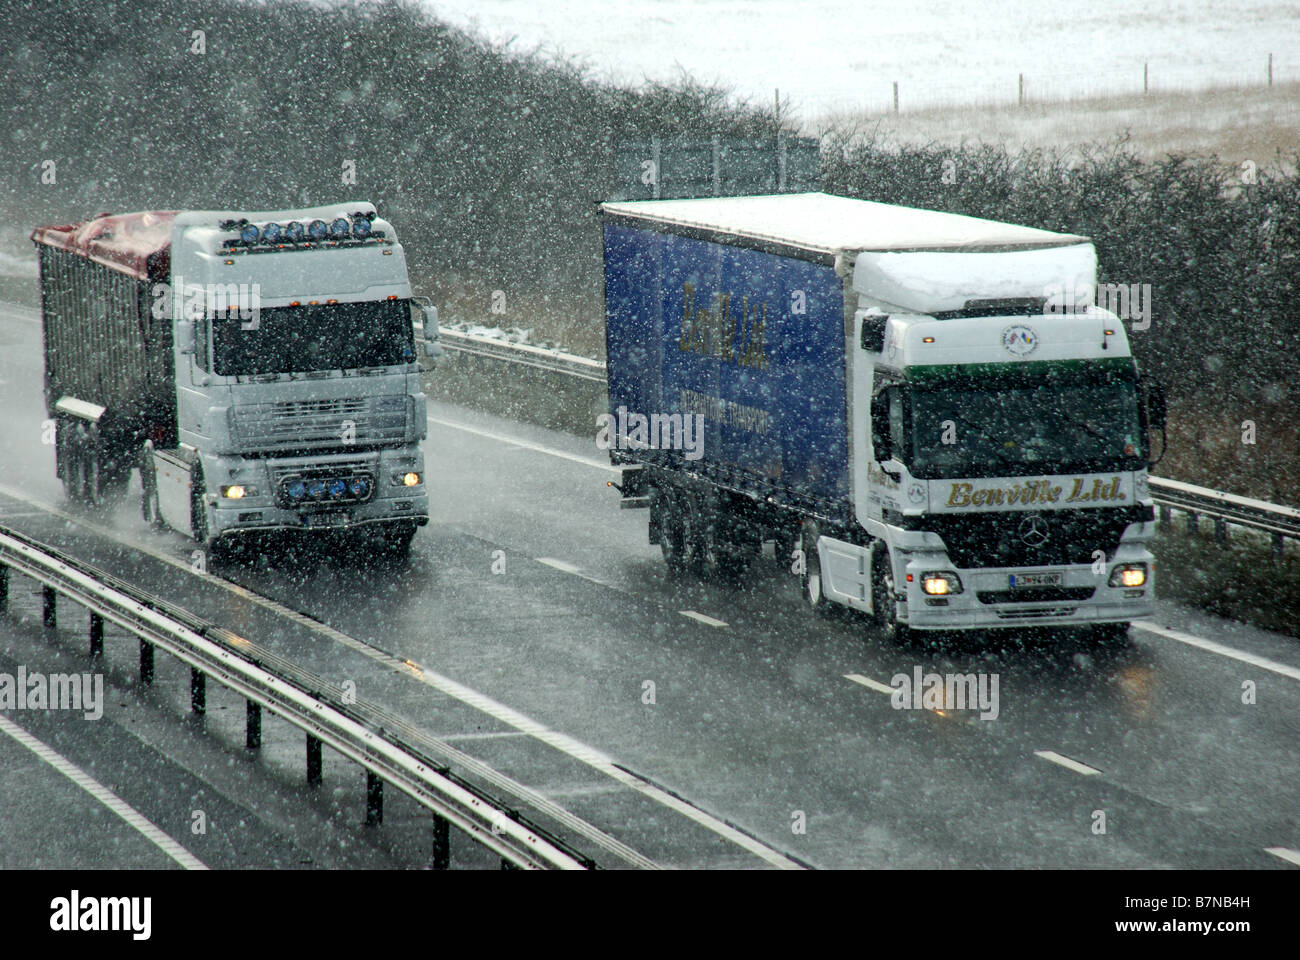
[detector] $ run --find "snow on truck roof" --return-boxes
[601,192,1089,256]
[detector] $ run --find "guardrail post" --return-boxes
[140,640,154,686]
[306,735,323,785]
[1186,510,1198,534]
[191,667,205,715]
[366,772,383,826]
[432,814,450,869]
[42,586,57,629]
[1213,517,1228,546]
[246,701,261,749]
[1158,505,1171,524]
[0,565,8,611]
[89,613,104,658]
[1273,533,1285,564]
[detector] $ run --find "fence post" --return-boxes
[893,81,899,114]
[89,612,103,658]
[246,700,261,749]
[1144,62,1149,93]
[1186,511,1199,534]
[191,667,205,714]
[1268,53,1273,86]
[1018,73,1024,105]
[366,772,383,826]
[1272,532,1285,564]
[1213,517,1227,546]
[432,814,450,870]
[140,640,154,686]
[306,735,323,785]
[650,136,661,200]
[711,135,721,196]
[42,586,57,629]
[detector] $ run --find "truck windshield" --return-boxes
[907,367,1145,478]
[211,299,414,375]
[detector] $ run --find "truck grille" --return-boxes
[233,396,406,449]
[923,506,1145,569]
[977,587,1096,604]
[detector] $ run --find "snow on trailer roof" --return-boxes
[601,192,1089,256]
[32,210,177,282]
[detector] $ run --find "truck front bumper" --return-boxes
[209,492,429,538]
[901,555,1154,630]
[202,448,429,540]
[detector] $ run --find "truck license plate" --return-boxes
[1009,571,1062,588]
[304,511,349,528]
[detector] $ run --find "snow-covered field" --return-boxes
[424,0,1300,120]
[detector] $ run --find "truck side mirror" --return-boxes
[1146,377,1167,432]
[412,296,442,363]
[860,312,889,352]
[176,320,195,355]
[870,392,891,462]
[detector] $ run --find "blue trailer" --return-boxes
[601,193,1163,642]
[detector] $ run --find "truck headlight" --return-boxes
[921,572,963,595]
[221,485,257,499]
[1109,563,1147,587]
[392,471,421,487]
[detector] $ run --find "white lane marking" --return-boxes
[0,484,800,869]
[680,610,729,628]
[536,557,582,574]
[1133,621,1300,683]
[536,557,616,588]
[0,711,207,870]
[427,415,619,473]
[0,303,40,324]
[845,673,895,695]
[1265,847,1300,867]
[1034,750,1101,776]
[438,730,531,743]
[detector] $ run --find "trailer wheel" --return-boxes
[800,528,832,617]
[84,449,107,507]
[699,510,754,583]
[871,547,912,644]
[63,431,88,503]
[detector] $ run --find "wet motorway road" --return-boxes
[1,301,1298,869]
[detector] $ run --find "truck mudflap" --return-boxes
[609,465,650,509]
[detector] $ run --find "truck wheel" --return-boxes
[1092,622,1131,648]
[190,467,224,563]
[801,530,833,618]
[382,524,417,559]
[872,548,912,644]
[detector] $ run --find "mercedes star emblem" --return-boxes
[1018,513,1050,548]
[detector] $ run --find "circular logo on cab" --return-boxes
[1001,324,1039,357]
[907,481,926,504]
